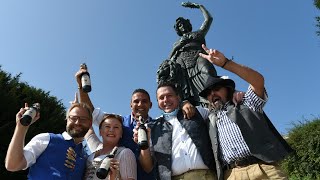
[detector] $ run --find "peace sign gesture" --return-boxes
[199,44,228,68]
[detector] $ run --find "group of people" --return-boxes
[5,2,292,180]
[5,43,292,180]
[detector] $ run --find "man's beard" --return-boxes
[67,125,89,138]
[210,99,225,111]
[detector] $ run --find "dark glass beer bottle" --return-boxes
[20,103,40,126]
[96,147,118,179]
[80,63,91,93]
[138,116,148,150]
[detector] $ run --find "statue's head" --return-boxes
[174,17,192,36]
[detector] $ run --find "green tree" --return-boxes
[0,66,67,179]
[315,0,320,36]
[281,118,320,179]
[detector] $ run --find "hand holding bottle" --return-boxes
[17,103,40,126]
[137,116,149,150]
[75,63,92,93]
[96,147,118,179]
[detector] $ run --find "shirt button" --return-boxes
[185,153,187,155]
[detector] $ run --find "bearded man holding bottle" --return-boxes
[5,101,93,179]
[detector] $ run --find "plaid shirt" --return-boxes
[216,86,267,164]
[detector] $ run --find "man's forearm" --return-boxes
[78,88,94,111]
[5,125,28,171]
[223,60,265,98]
[139,148,153,173]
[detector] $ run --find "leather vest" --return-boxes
[208,104,293,180]
[149,109,215,180]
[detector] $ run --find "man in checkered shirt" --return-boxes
[198,44,293,180]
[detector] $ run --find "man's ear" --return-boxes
[149,102,152,109]
[130,101,133,109]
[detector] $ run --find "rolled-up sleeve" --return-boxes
[23,133,50,169]
[85,133,102,152]
[92,108,106,127]
[243,86,268,113]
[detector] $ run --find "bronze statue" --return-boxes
[157,2,217,106]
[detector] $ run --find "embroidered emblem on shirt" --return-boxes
[64,147,77,170]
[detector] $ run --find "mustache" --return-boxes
[210,100,224,111]
[67,125,89,138]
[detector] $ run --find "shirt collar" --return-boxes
[223,101,231,110]
[130,113,151,124]
[162,108,179,121]
[62,131,73,140]
[62,131,84,145]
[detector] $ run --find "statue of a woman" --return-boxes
[163,2,217,106]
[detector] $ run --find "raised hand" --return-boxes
[232,91,245,106]
[199,44,228,67]
[181,100,195,119]
[75,67,88,88]
[181,2,200,9]
[16,103,40,126]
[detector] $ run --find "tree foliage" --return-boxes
[315,0,320,36]
[0,66,67,179]
[281,118,320,179]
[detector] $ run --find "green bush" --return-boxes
[281,118,320,179]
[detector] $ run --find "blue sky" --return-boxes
[0,0,319,135]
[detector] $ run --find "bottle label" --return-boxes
[99,157,111,170]
[24,108,37,120]
[81,74,91,86]
[138,128,148,142]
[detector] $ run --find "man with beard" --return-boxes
[5,102,92,180]
[198,44,292,180]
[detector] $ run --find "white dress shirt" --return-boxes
[169,106,210,176]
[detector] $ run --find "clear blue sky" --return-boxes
[0,1,319,134]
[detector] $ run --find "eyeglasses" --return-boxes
[68,115,90,123]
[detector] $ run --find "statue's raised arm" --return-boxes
[182,2,212,34]
[169,2,213,60]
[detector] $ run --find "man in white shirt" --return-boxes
[5,102,92,180]
[135,82,217,180]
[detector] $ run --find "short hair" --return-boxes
[156,82,179,96]
[132,88,151,101]
[66,102,93,121]
[99,113,123,129]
